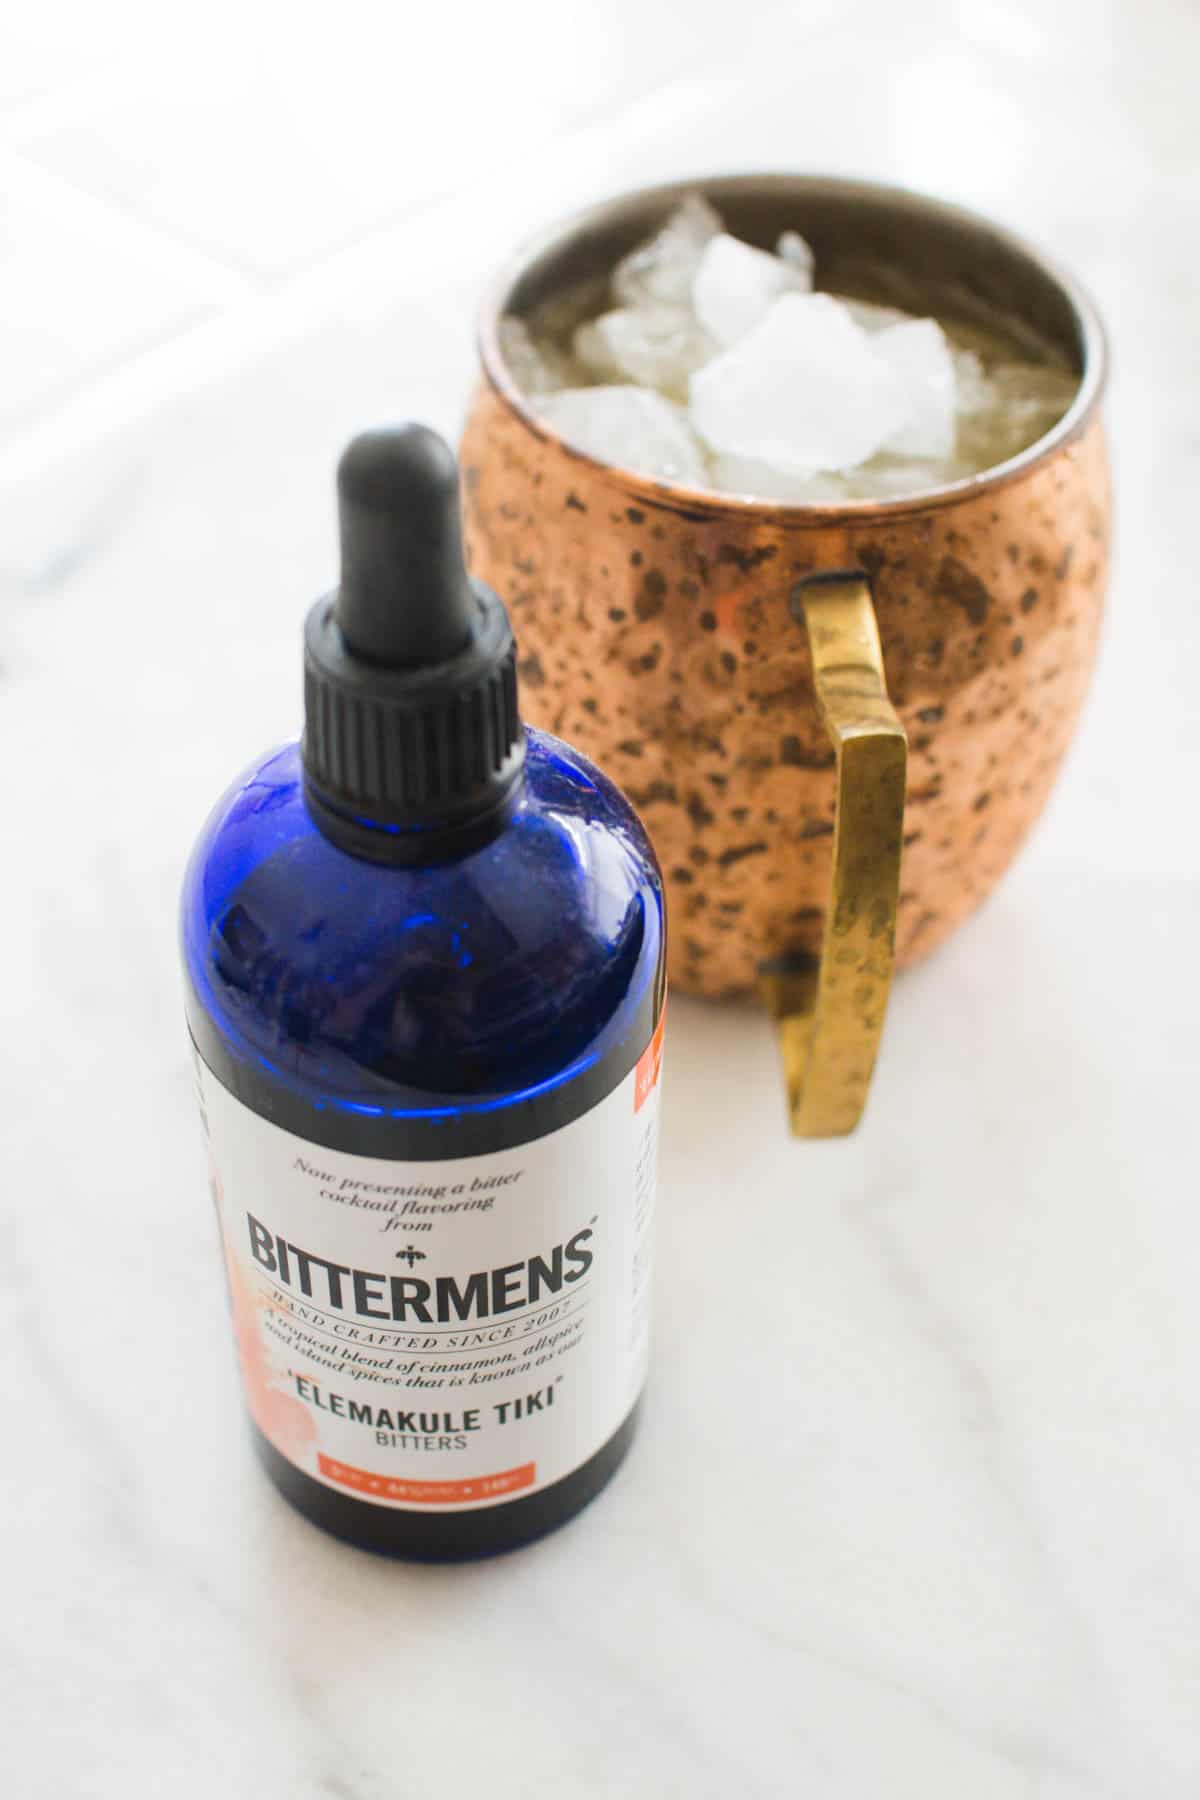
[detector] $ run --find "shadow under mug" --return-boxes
[461,175,1110,1136]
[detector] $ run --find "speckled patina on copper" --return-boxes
[462,397,1109,1000]
[460,176,1110,1001]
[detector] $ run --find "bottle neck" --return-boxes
[302,764,526,868]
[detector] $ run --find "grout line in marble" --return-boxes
[3,0,1129,499]
[0,0,852,480]
[0,140,254,304]
[0,68,732,492]
[0,289,287,488]
[2,50,152,140]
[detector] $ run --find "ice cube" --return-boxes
[873,318,956,459]
[573,305,713,399]
[613,193,723,309]
[693,234,811,347]
[951,347,992,413]
[839,297,913,333]
[689,293,908,475]
[536,386,709,485]
[498,316,576,395]
[526,276,609,344]
[711,454,848,503]
[775,230,816,286]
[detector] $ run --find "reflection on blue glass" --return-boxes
[181,729,663,1125]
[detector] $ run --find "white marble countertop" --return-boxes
[4,1,1199,1794]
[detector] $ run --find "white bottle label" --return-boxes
[194,1017,663,1511]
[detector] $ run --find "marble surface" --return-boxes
[4,1,1200,1794]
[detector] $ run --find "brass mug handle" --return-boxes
[759,574,908,1137]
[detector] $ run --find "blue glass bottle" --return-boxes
[182,429,665,1559]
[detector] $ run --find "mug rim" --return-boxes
[476,172,1109,521]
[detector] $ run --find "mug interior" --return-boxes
[484,174,1105,503]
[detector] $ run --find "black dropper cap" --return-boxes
[301,425,525,864]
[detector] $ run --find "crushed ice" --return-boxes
[501,193,1078,499]
[535,387,708,485]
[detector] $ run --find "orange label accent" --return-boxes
[317,1453,536,1505]
[634,1007,666,1113]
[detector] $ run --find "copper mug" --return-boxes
[461,176,1109,1135]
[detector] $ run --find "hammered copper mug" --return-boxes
[460,176,1109,1136]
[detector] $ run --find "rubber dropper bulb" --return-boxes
[335,424,477,668]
